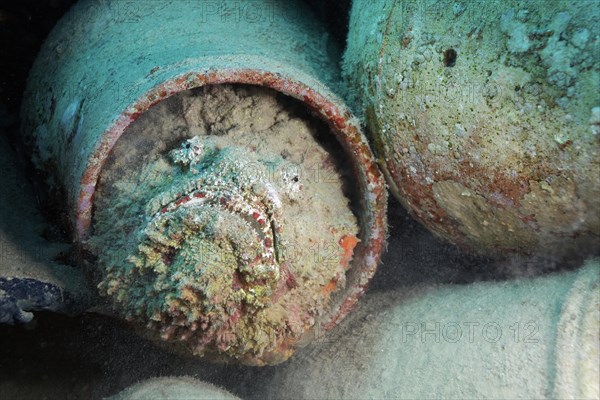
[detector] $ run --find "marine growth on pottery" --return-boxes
[20,0,387,365]
[344,0,599,259]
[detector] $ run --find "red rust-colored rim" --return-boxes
[76,69,387,336]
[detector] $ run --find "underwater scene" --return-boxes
[0,0,598,399]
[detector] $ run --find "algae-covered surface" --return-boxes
[344,0,600,259]
[89,85,359,364]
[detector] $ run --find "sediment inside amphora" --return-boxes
[88,84,360,364]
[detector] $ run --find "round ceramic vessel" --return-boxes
[344,0,599,259]
[21,0,386,365]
